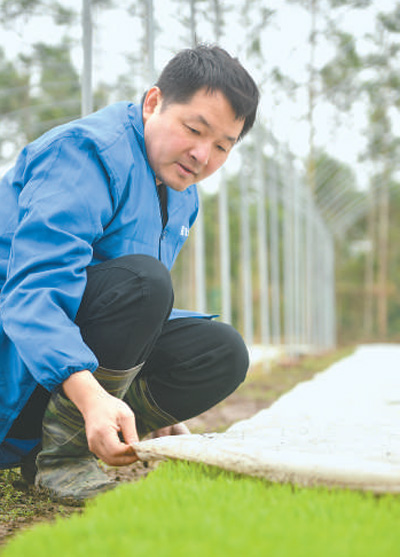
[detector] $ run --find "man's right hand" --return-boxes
[62,370,139,466]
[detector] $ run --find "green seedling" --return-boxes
[3,460,400,557]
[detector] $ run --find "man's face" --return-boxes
[142,87,244,191]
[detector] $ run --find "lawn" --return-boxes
[3,459,400,557]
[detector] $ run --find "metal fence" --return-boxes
[185,139,337,360]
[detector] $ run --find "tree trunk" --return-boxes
[377,173,389,339]
[364,182,376,338]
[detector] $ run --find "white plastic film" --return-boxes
[136,345,400,493]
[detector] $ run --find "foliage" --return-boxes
[0,48,29,162]
[0,19,109,162]
[0,42,81,161]
[0,0,75,25]
[321,31,362,110]
[329,0,372,7]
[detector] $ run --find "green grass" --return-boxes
[4,460,400,557]
[0,469,48,522]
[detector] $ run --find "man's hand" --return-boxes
[63,370,139,466]
[83,392,139,466]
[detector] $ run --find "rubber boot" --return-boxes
[124,377,179,439]
[35,363,143,504]
[20,443,42,485]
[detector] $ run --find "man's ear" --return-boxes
[142,86,163,123]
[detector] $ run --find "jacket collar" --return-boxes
[127,102,147,155]
[127,101,159,184]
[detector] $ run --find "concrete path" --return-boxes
[136,345,400,493]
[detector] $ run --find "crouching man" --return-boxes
[0,45,259,502]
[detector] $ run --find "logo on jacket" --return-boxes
[180,226,189,237]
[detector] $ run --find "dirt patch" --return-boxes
[0,347,353,550]
[0,471,81,545]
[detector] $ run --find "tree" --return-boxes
[361,6,400,338]
[27,41,82,137]
[0,0,76,160]
[321,3,400,340]
[0,40,107,152]
[0,1,114,165]
[281,0,371,196]
[0,48,30,163]
[0,0,75,25]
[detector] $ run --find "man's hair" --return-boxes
[155,45,259,141]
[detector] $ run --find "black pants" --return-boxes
[9,255,249,438]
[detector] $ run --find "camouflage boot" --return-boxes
[35,363,143,504]
[124,377,178,439]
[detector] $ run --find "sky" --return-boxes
[1,0,397,192]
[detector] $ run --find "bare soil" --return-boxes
[0,348,352,550]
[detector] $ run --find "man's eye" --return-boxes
[186,125,200,135]
[217,145,227,153]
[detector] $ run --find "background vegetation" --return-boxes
[1,0,399,347]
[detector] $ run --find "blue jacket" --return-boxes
[0,101,199,446]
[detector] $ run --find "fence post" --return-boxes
[240,156,253,346]
[219,170,232,323]
[81,0,93,116]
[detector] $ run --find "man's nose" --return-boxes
[190,141,211,166]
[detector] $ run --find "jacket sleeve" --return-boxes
[0,135,115,391]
